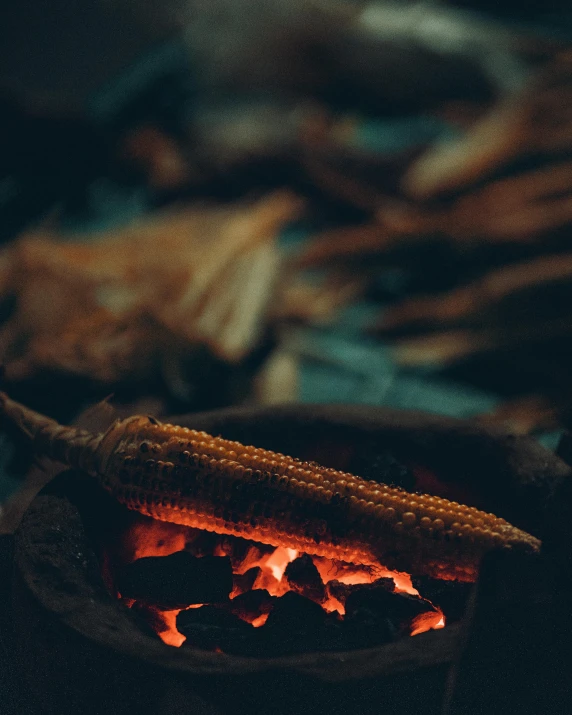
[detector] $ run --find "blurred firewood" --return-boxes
[121,125,192,190]
[276,46,572,437]
[298,153,572,258]
[274,269,368,324]
[181,0,555,111]
[475,395,561,436]
[165,0,561,214]
[5,309,164,383]
[441,160,572,241]
[301,150,422,215]
[292,203,444,271]
[0,2,567,440]
[294,223,403,268]
[300,52,572,250]
[194,100,330,169]
[404,51,572,200]
[380,252,572,331]
[373,251,572,366]
[384,159,572,243]
[0,192,302,386]
[191,101,438,214]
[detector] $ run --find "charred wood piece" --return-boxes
[257,591,340,656]
[115,551,233,609]
[228,589,276,623]
[326,576,395,608]
[177,606,253,653]
[412,575,472,624]
[231,567,262,598]
[344,580,437,637]
[285,554,326,603]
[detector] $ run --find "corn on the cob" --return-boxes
[0,392,540,582]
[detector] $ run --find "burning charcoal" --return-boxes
[229,589,276,623]
[116,551,233,609]
[128,602,166,641]
[326,577,395,608]
[325,579,350,605]
[322,578,402,649]
[185,532,273,570]
[351,449,415,491]
[184,531,221,557]
[178,605,244,632]
[232,567,262,597]
[178,605,254,652]
[266,591,328,630]
[232,542,274,573]
[412,575,473,623]
[313,557,382,585]
[285,554,326,603]
[341,604,398,648]
[257,592,338,656]
[214,535,254,568]
[345,583,437,636]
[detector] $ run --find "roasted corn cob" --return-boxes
[0,392,540,582]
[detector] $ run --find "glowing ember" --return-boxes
[109,516,446,650]
[266,548,300,582]
[410,612,446,637]
[153,609,186,648]
[116,517,191,563]
[250,613,270,628]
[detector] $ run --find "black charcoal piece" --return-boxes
[232,566,262,596]
[229,589,276,622]
[115,551,233,609]
[285,554,326,603]
[265,591,329,631]
[178,605,246,631]
[254,592,338,656]
[178,605,254,652]
[228,540,274,571]
[326,577,395,607]
[412,574,472,623]
[184,531,222,557]
[345,581,435,634]
[341,605,398,648]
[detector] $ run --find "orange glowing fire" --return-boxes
[112,517,445,649]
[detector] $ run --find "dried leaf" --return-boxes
[404,53,572,200]
[0,192,303,383]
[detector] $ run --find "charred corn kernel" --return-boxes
[0,392,541,583]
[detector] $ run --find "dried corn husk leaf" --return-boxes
[294,223,405,268]
[380,252,572,332]
[374,252,572,368]
[274,269,367,324]
[253,349,300,405]
[404,52,572,199]
[0,191,302,383]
